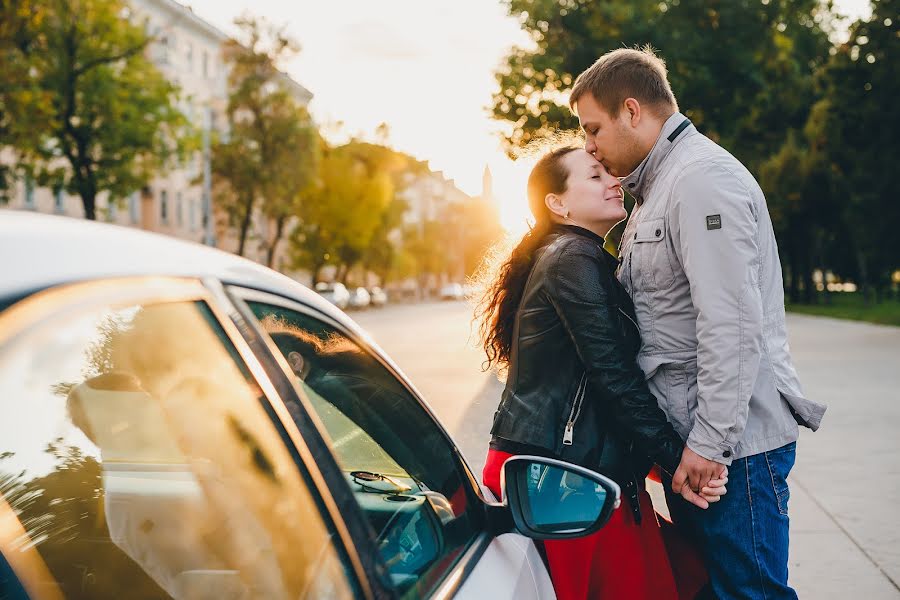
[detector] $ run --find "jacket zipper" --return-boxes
[618,306,639,333]
[563,373,587,446]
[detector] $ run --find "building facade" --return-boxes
[2,0,312,271]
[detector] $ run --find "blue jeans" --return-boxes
[665,442,798,600]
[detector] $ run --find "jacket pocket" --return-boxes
[650,359,697,441]
[632,218,676,291]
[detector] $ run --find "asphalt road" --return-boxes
[352,301,900,599]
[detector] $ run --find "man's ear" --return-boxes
[623,98,642,127]
[545,193,567,219]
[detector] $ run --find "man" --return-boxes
[570,47,826,598]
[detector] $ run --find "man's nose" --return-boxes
[584,136,596,153]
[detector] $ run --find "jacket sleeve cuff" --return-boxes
[686,429,734,466]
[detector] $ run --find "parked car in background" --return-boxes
[315,281,350,309]
[439,282,465,301]
[0,213,622,600]
[369,287,388,308]
[348,287,371,310]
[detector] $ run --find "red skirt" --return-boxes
[483,449,707,600]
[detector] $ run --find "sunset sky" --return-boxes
[185,0,872,234]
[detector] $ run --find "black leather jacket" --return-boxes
[490,225,684,519]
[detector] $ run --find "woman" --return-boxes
[476,146,725,599]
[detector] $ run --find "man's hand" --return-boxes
[677,466,728,509]
[672,446,727,496]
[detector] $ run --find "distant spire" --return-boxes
[482,164,494,203]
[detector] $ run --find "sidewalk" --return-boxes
[644,313,900,597]
[784,314,899,598]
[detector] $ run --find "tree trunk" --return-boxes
[265,215,287,269]
[237,195,254,256]
[798,224,815,305]
[77,172,98,220]
[856,250,871,306]
[786,221,801,304]
[81,192,96,220]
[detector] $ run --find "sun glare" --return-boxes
[491,157,539,237]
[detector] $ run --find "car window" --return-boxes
[247,301,481,598]
[0,295,357,600]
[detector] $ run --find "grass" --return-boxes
[786,292,900,327]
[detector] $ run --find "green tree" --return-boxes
[493,0,847,301]
[760,107,841,304]
[493,0,833,170]
[0,443,167,598]
[214,15,314,258]
[816,0,899,300]
[0,0,190,219]
[0,0,49,200]
[399,219,452,293]
[289,140,422,283]
[289,141,392,282]
[257,108,319,268]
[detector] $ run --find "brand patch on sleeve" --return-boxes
[706,214,722,230]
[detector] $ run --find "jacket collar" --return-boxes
[621,112,694,205]
[552,223,606,248]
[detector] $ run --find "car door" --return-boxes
[0,277,368,600]
[225,286,556,600]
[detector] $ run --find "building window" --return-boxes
[53,187,64,213]
[129,192,140,224]
[107,198,117,222]
[186,42,193,71]
[202,51,208,78]
[24,177,35,208]
[160,190,168,224]
[176,191,183,227]
[157,35,169,65]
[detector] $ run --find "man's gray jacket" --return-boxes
[617,112,827,465]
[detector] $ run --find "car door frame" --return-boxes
[0,276,378,600]
[222,284,509,600]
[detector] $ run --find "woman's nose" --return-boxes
[606,172,621,188]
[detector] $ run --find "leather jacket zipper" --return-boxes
[618,306,639,332]
[563,373,588,446]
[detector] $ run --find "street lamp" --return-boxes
[202,103,214,246]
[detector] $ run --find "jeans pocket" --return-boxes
[764,443,797,516]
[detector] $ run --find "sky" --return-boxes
[183,0,873,234]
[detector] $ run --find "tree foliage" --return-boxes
[494,0,898,301]
[0,0,190,219]
[289,140,417,282]
[213,15,317,259]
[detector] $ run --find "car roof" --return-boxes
[0,211,355,330]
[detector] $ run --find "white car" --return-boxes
[439,283,465,301]
[0,213,621,600]
[369,287,388,308]
[315,281,351,309]
[348,287,371,310]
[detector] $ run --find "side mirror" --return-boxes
[502,455,621,540]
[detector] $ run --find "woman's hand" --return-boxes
[700,466,728,503]
[678,466,727,509]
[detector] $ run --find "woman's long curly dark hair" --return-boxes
[476,146,579,372]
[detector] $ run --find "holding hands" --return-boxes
[673,446,728,510]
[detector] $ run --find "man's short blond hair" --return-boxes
[569,46,678,117]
